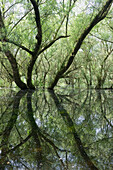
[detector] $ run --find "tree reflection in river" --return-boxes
[0,88,113,169]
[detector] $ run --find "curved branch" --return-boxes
[7,133,32,154]
[5,50,28,89]
[1,61,13,79]
[39,35,70,55]
[30,0,42,52]
[4,1,22,15]
[103,49,113,62]
[27,0,42,89]
[3,38,33,55]
[0,8,27,89]
[90,33,113,44]
[54,15,66,39]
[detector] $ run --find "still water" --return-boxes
[0,88,113,170]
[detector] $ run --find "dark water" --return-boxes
[0,88,113,170]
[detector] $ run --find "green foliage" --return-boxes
[0,0,113,89]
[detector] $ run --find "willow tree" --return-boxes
[0,0,112,89]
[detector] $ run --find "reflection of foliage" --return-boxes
[0,89,113,169]
[0,0,113,89]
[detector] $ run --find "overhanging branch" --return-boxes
[39,35,70,55]
[90,33,113,44]
[3,38,33,55]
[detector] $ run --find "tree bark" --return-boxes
[27,0,42,89]
[5,51,28,89]
[27,56,37,89]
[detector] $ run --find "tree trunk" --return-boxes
[0,9,27,90]
[27,56,37,89]
[5,51,28,89]
[27,0,42,89]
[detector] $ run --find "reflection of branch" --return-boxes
[104,115,113,128]
[15,125,24,141]
[77,90,89,113]
[18,160,30,170]
[27,91,42,164]
[8,133,32,154]
[0,100,13,120]
[49,90,98,170]
[0,90,27,165]
[41,133,66,168]
[41,132,69,152]
[87,136,113,147]
[27,91,67,169]
[1,90,27,144]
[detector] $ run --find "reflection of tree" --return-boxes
[49,90,98,170]
[0,89,113,169]
[0,90,27,168]
[0,100,13,120]
[27,90,42,168]
[96,90,113,132]
[26,90,69,169]
[0,90,69,169]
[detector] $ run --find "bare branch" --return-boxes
[8,8,33,35]
[66,0,72,35]
[3,38,33,55]
[4,1,22,15]
[1,61,13,79]
[27,0,42,89]
[7,134,32,154]
[30,0,42,51]
[54,15,66,39]
[5,50,27,89]
[39,35,70,55]
[103,49,113,63]
[90,33,113,43]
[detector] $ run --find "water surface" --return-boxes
[0,88,113,170]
